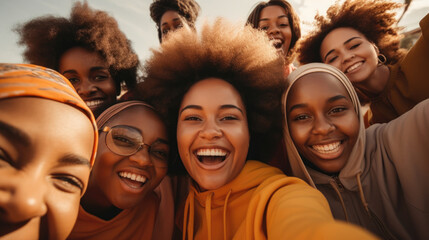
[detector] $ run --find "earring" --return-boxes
[377,54,387,65]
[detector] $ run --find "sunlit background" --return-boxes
[0,0,427,63]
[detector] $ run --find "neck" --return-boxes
[81,183,123,220]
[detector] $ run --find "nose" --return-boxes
[267,24,280,36]
[342,51,355,64]
[199,119,222,140]
[0,174,48,223]
[76,79,97,97]
[311,115,335,135]
[128,145,154,167]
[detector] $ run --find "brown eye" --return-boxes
[52,175,84,193]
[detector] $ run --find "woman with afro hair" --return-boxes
[15,2,141,117]
[137,18,376,240]
[150,0,200,43]
[298,0,429,125]
[247,0,301,77]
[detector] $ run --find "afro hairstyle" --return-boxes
[138,18,286,175]
[15,1,140,95]
[298,0,406,65]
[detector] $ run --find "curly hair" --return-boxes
[150,0,200,42]
[15,2,140,95]
[298,0,405,65]
[246,0,301,63]
[138,19,285,175]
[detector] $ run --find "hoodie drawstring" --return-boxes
[356,172,369,212]
[205,192,214,240]
[223,190,232,240]
[329,179,350,222]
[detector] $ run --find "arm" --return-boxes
[390,13,429,111]
[264,177,378,239]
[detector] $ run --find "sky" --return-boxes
[0,0,428,64]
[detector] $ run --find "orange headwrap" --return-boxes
[0,63,98,166]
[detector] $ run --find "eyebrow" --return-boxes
[179,105,202,114]
[58,154,91,167]
[61,66,108,75]
[220,104,244,114]
[288,95,348,113]
[323,36,362,61]
[152,138,169,146]
[179,104,244,115]
[0,120,31,146]
[259,15,287,23]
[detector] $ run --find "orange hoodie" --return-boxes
[182,160,377,239]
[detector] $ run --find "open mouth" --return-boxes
[118,171,147,189]
[311,141,342,154]
[85,99,105,109]
[270,38,283,49]
[195,148,228,165]
[345,61,364,74]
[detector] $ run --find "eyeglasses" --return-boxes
[101,125,169,168]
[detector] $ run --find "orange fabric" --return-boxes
[0,63,98,166]
[68,192,159,240]
[182,161,377,240]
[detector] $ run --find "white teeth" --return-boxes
[119,171,147,183]
[312,141,341,154]
[346,62,363,73]
[85,100,104,108]
[196,148,227,157]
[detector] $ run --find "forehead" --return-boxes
[160,10,184,24]
[0,97,94,161]
[181,78,245,108]
[289,72,350,101]
[260,5,287,19]
[60,47,107,69]
[322,27,366,46]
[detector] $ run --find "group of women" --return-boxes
[1,0,428,239]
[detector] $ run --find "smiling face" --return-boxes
[320,28,379,88]
[59,47,117,117]
[85,106,168,216]
[258,5,292,57]
[0,97,94,240]
[160,10,188,41]
[286,73,359,174]
[177,78,249,191]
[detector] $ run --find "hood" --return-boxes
[282,63,366,190]
[182,160,285,240]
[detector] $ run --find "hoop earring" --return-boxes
[378,54,387,65]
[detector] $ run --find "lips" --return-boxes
[345,61,363,74]
[312,141,341,154]
[84,99,105,110]
[118,171,148,190]
[269,38,283,49]
[194,148,229,170]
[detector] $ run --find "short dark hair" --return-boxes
[246,0,301,63]
[15,2,140,95]
[138,19,286,174]
[150,0,200,42]
[298,0,405,65]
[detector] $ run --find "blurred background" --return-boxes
[0,0,427,63]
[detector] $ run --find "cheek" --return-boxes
[98,78,117,97]
[46,192,81,238]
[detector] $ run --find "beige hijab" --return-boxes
[282,63,366,190]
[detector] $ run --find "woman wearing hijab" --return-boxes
[283,63,429,240]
